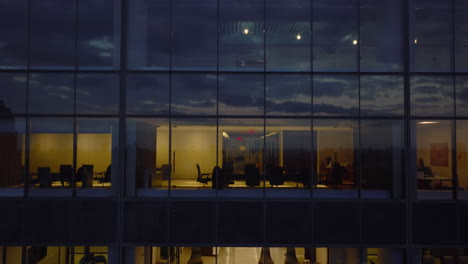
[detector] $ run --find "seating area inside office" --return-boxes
[415,120,468,200]
[129,247,406,264]
[0,246,109,264]
[0,117,118,192]
[128,119,404,196]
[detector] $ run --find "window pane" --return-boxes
[314,119,357,196]
[414,120,453,200]
[0,73,27,115]
[455,0,468,72]
[313,75,358,116]
[265,119,312,197]
[410,0,452,72]
[313,0,358,71]
[360,75,404,116]
[28,73,74,115]
[456,76,468,117]
[0,0,28,69]
[127,0,170,70]
[78,0,120,69]
[126,74,169,115]
[171,118,217,196]
[457,120,468,200]
[126,118,169,196]
[219,74,264,115]
[76,118,118,193]
[172,0,217,70]
[171,74,217,115]
[219,118,264,194]
[30,0,76,69]
[266,74,311,116]
[410,76,454,117]
[361,120,404,198]
[76,73,119,115]
[266,0,311,71]
[29,118,73,194]
[0,118,25,192]
[219,0,264,71]
[360,0,403,72]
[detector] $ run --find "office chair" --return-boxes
[196,164,212,187]
[59,164,73,187]
[37,167,52,188]
[244,164,260,187]
[78,164,94,188]
[268,166,284,186]
[98,164,111,184]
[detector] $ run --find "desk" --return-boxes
[418,177,452,189]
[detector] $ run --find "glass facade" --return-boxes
[1,0,468,262]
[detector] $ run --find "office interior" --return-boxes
[0,246,109,264]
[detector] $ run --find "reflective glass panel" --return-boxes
[360,0,403,72]
[76,73,119,115]
[456,76,468,117]
[410,76,454,117]
[455,0,468,72]
[28,73,74,115]
[219,0,264,71]
[126,74,169,115]
[0,73,27,115]
[78,0,120,69]
[313,75,358,116]
[171,74,217,115]
[314,119,357,194]
[265,119,312,196]
[0,118,25,192]
[361,119,404,198]
[126,118,169,196]
[172,0,217,70]
[414,120,453,200]
[360,75,404,116]
[266,74,311,116]
[30,0,76,69]
[313,0,358,71]
[127,0,170,70]
[76,118,118,192]
[0,0,28,69]
[171,118,216,195]
[29,118,73,193]
[218,118,264,192]
[266,0,311,71]
[219,74,264,115]
[410,0,452,72]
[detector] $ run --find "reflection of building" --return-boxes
[1,0,468,263]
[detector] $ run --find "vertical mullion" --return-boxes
[24,0,32,197]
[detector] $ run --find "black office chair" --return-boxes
[59,164,73,187]
[77,164,94,188]
[37,167,52,188]
[98,164,111,184]
[196,164,212,187]
[244,164,260,187]
[268,166,284,186]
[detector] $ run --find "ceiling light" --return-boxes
[418,121,440,125]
